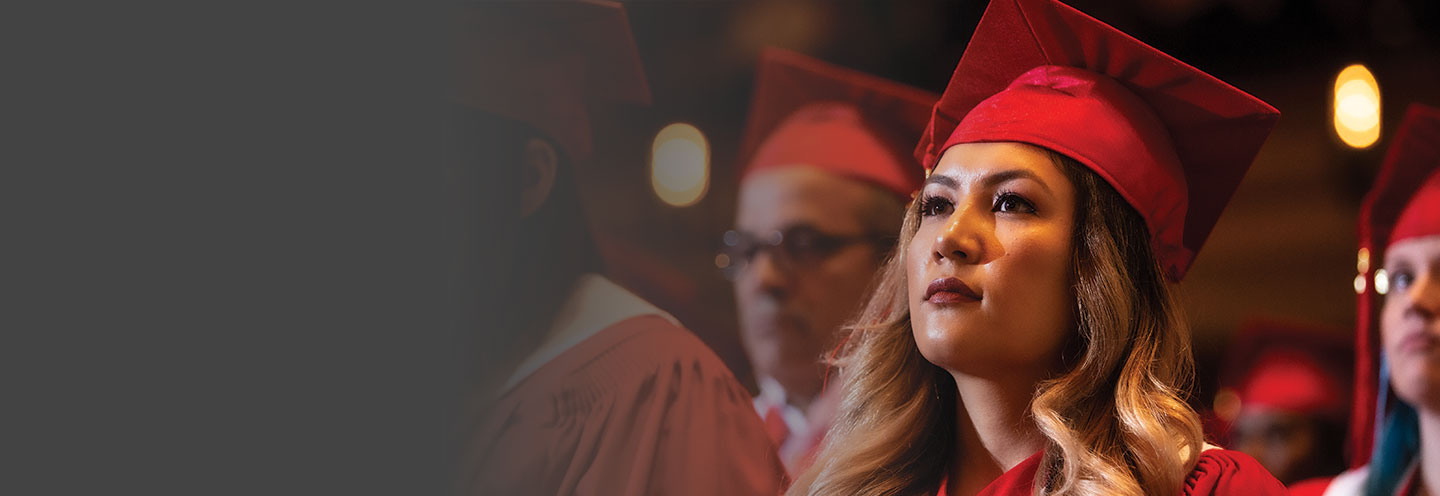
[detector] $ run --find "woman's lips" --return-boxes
[1397,331,1439,354]
[925,277,981,304]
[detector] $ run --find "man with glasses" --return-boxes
[721,48,936,475]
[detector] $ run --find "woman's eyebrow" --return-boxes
[983,169,1052,195]
[922,168,1053,195]
[922,173,958,190]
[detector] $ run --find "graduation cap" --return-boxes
[914,0,1280,280]
[739,48,938,199]
[1219,318,1351,420]
[1349,103,1440,465]
[453,0,651,161]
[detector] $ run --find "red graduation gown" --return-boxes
[937,448,1287,495]
[468,315,787,496]
[1287,464,1420,496]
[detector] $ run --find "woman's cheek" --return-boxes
[906,226,934,295]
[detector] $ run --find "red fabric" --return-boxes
[761,405,790,447]
[976,451,1044,496]
[915,0,1279,280]
[468,315,787,495]
[1238,351,1347,416]
[935,449,1285,495]
[740,48,935,199]
[1217,318,1351,420]
[935,451,1043,496]
[1390,170,1440,245]
[454,0,651,160]
[1350,103,1440,466]
[762,388,839,477]
[1183,450,1290,495]
[1286,476,1333,496]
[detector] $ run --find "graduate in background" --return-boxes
[1290,104,1440,496]
[723,47,935,476]
[451,2,785,494]
[788,0,1286,494]
[1212,318,1351,485]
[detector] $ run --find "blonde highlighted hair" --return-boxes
[790,151,1203,496]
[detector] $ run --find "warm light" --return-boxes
[1214,388,1241,422]
[651,123,710,207]
[1354,274,1367,294]
[1375,268,1390,295]
[1333,64,1381,149]
[1357,248,1371,273]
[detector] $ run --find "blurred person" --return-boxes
[451,2,786,494]
[1211,318,1351,485]
[787,0,1289,494]
[1289,104,1440,496]
[722,47,936,475]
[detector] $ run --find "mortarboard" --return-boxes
[1219,318,1351,420]
[915,0,1280,280]
[454,0,651,161]
[740,48,937,200]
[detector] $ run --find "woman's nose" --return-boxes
[1408,270,1440,318]
[932,202,988,265]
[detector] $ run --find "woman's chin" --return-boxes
[1392,365,1440,411]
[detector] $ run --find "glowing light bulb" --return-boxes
[1333,64,1381,149]
[651,123,710,207]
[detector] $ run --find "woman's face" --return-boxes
[1381,235,1440,410]
[908,142,1078,377]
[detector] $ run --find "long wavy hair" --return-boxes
[790,150,1204,496]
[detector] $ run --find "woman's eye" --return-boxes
[993,193,1036,214]
[919,196,953,218]
[1389,270,1415,293]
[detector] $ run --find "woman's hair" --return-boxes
[789,151,1203,496]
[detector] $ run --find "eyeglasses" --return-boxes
[716,224,886,280]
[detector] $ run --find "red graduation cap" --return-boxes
[739,48,937,200]
[914,0,1280,280]
[1390,165,1440,245]
[1349,103,1440,467]
[1219,318,1351,420]
[454,0,651,161]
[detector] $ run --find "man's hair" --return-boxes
[448,107,604,390]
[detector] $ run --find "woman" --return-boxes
[1289,104,1440,496]
[789,0,1286,494]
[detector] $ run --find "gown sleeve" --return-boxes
[1183,449,1288,495]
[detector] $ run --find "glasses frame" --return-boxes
[716,224,890,280]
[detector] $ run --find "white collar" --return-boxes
[499,273,679,393]
[1322,465,1369,496]
[753,378,814,436]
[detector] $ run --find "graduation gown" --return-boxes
[1288,463,1422,496]
[936,448,1287,495]
[468,275,787,495]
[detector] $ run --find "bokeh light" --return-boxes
[651,123,710,207]
[1333,64,1381,149]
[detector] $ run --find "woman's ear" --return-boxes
[519,137,558,218]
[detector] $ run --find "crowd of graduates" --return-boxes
[458,1,1440,495]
